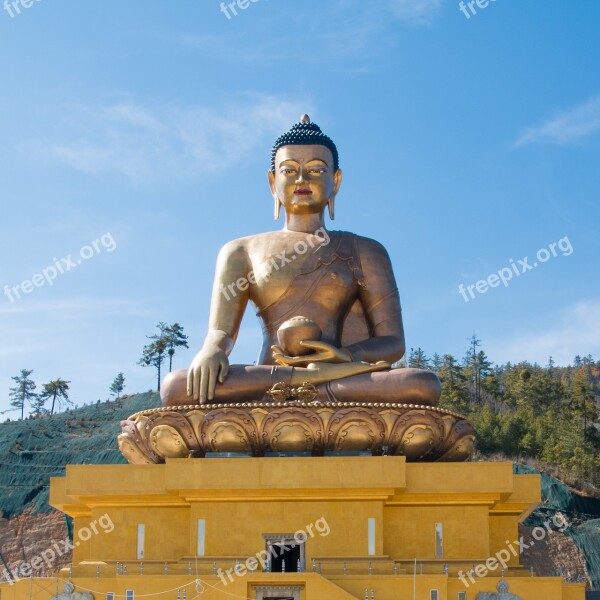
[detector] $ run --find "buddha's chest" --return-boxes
[248,247,360,313]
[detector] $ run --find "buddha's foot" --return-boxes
[118,401,474,464]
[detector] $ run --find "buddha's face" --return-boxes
[268,145,342,216]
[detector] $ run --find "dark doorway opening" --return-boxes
[270,543,301,572]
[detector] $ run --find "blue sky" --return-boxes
[1,0,599,415]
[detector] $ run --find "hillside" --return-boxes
[0,392,160,518]
[0,392,598,589]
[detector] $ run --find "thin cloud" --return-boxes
[488,299,600,366]
[515,94,600,147]
[0,298,149,316]
[22,95,310,185]
[388,0,442,25]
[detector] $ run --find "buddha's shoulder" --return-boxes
[217,231,283,254]
[332,231,390,258]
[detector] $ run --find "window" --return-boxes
[458,592,467,600]
[435,523,443,559]
[197,519,206,557]
[430,591,439,600]
[106,594,114,600]
[137,524,145,560]
[367,518,376,556]
[126,591,134,600]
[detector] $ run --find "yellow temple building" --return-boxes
[0,456,586,600]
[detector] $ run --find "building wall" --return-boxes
[33,457,583,600]
[190,500,382,559]
[489,515,521,567]
[383,505,490,560]
[83,507,190,562]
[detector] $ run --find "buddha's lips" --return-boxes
[294,189,312,195]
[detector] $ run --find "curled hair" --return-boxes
[271,116,339,172]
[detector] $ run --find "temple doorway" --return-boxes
[271,542,300,572]
[263,534,305,572]
[252,585,303,600]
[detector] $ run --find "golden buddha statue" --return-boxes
[119,116,474,464]
[161,115,441,408]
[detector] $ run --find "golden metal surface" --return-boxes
[161,116,442,407]
[124,116,478,464]
[276,316,322,357]
[117,402,475,463]
[266,381,319,402]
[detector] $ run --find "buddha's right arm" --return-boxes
[188,240,251,401]
[205,239,252,353]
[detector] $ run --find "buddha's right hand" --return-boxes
[187,347,230,403]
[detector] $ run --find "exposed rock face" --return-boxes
[0,509,69,581]
[519,522,590,586]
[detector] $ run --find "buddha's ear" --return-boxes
[268,170,281,220]
[333,169,343,196]
[268,170,276,196]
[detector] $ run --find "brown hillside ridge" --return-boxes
[0,509,69,580]
[519,522,590,586]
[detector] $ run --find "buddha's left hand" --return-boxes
[271,340,352,367]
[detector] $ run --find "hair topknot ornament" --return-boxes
[270,114,340,172]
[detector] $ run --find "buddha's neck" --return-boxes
[284,213,326,234]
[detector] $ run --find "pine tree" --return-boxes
[139,337,168,392]
[438,355,470,413]
[408,347,430,369]
[463,335,492,404]
[110,373,126,400]
[570,366,598,442]
[30,393,47,417]
[431,353,443,373]
[139,322,189,390]
[39,379,72,415]
[8,369,36,420]
[161,322,189,372]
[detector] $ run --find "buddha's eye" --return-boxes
[280,168,296,176]
[308,168,326,175]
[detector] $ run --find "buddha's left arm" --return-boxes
[344,237,406,364]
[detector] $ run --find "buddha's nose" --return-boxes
[296,168,308,183]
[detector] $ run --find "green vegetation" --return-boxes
[0,392,161,518]
[407,338,600,489]
[5,372,73,420]
[109,372,126,400]
[39,379,72,415]
[138,322,189,391]
[8,369,37,420]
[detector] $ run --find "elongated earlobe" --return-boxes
[274,197,281,220]
[328,197,335,221]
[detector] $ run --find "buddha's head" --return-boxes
[268,115,343,221]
